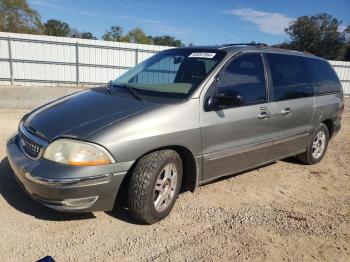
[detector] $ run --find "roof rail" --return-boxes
[221,43,269,48]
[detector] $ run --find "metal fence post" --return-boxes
[8,37,14,85]
[76,42,80,86]
[135,49,138,65]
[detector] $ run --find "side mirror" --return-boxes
[205,90,244,111]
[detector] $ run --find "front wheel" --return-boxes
[297,123,329,165]
[127,150,183,224]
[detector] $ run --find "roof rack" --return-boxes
[221,43,269,48]
[270,46,314,56]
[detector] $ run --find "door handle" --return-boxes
[281,107,292,116]
[258,111,270,120]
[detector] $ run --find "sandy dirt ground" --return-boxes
[0,101,349,262]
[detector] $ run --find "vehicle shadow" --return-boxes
[282,156,304,165]
[106,207,144,225]
[0,157,95,221]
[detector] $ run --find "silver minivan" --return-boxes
[7,44,344,224]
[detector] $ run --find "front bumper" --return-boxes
[6,134,133,212]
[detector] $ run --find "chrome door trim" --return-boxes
[199,148,306,185]
[203,131,309,162]
[204,139,274,161]
[273,131,310,145]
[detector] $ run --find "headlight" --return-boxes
[43,139,115,166]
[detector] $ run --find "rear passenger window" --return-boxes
[306,58,341,95]
[266,53,313,101]
[215,53,266,105]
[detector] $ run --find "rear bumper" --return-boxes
[6,134,133,212]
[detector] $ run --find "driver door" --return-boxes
[200,53,276,181]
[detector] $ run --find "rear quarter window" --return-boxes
[266,53,313,101]
[306,58,341,95]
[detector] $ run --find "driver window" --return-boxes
[216,53,266,105]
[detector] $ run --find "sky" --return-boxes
[29,0,350,46]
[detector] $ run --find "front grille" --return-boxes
[19,125,47,159]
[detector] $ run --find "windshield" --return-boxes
[113,49,226,99]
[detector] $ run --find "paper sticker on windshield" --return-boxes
[188,52,216,59]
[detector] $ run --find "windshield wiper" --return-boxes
[110,82,144,101]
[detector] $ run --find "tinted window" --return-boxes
[215,53,266,105]
[306,58,341,95]
[266,53,313,101]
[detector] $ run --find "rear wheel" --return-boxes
[297,123,329,165]
[127,150,182,224]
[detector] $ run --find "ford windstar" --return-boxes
[7,43,344,224]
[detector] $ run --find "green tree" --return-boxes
[0,0,43,34]
[44,19,70,37]
[68,28,95,39]
[285,13,346,60]
[79,31,97,40]
[69,28,81,38]
[149,35,183,47]
[271,42,292,50]
[343,25,350,61]
[102,25,124,41]
[121,27,153,44]
[343,25,350,44]
[102,25,186,46]
[344,46,350,61]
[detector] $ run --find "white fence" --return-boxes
[0,32,168,86]
[0,32,349,95]
[329,60,350,95]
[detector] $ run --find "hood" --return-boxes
[23,87,156,141]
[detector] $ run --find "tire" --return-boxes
[297,123,329,165]
[127,150,183,224]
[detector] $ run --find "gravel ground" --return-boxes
[0,101,349,262]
